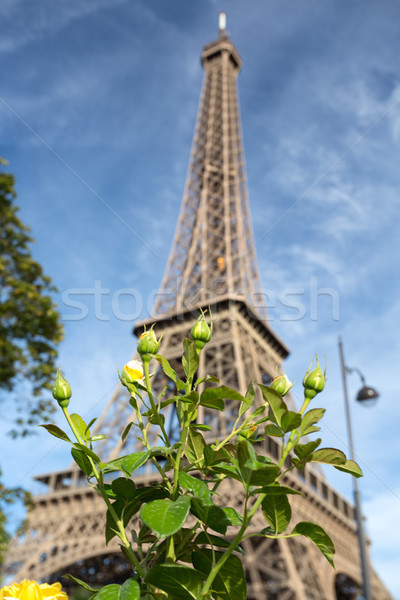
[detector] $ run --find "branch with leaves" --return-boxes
[45,312,362,600]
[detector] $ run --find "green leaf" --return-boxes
[72,443,100,463]
[203,446,232,467]
[237,439,255,486]
[96,584,121,600]
[293,439,321,460]
[149,413,165,427]
[292,521,335,566]
[222,506,243,526]
[121,451,150,475]
[281,411,302,433]
[40,424,71,443]
[334,460,363,478]
[310,448,346,465]
[182,338,199,380]
[178,390,199,405]
[239,381,255,417]
[140,495,190,538]
[200,386,245,411]
[244,380,255,405]
[238,440,280,486]
[185,429,206,467]
[100,457,126,474]
[154,354,178,382]
[300,408,325,436]
[95,579,140,600]
[145,564,203,600]
[119,579,140,600]
[71,448,93,477]
[199,395,224,411]
[261,494,291,534]
[210,462,242,482]
[259,385,288,427]
[111,478,136,500]
[194,532,242,552]
[121,422,134,442]
[190,424,211,431]
[179,472,211,500]
[70,413,90,440]
[192,549,247,600]
[194,374,220,387]
[62,575,98,593]
[88,434,106,442]
[190,498,227,534]
[248,463,280,487]
[264,424,283,437]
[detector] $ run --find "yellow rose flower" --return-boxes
[0,580,67,600]
[121,359,144,383]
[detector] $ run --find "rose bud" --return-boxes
[52,368,72,408]
[190,311,213,352]
[121,360,144,384]
[270,372,293,396]
[137,326,162,361]
[303,356,326,400]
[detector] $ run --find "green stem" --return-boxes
[199,513,248,598]
[62,407,145,578]
[279,394,311,467]
[165,534,175,563]
[171,373,196,499]
[135,396,172,492]
[143,360,171,447]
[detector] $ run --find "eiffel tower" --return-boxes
[5,14,393,600]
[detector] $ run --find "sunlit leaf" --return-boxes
[71,448,92,477]
[192,549,246,600]
[70,413,90,440]
[300,408,325,436]
[140,495,190,538]
[182,339,199,380]
[179,472,211,500]
[185,429,206,467]
[281,411,302,433]
[310,448,346,465]
[261,494,291,534]
[121,451,150,475]
[292,521,335,566]
[334,460,363,478]
[145,564,203,600]
[40,424,71,443]
[259,385,288,427]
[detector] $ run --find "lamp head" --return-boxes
[356,385,379,407]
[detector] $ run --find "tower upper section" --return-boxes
[153,20,265,319]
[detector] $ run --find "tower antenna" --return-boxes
[219,11,226,33]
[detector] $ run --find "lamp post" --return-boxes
[338,337,379,600]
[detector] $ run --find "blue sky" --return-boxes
[1,0,400,596]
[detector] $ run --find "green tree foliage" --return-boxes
[0,158,63,435]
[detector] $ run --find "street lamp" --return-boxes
[338,337,379,600]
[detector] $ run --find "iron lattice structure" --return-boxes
[5,21,393,600]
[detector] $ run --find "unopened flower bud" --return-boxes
[270,372,293,396]
[238,423,258,440]
[121,360,144,384]
[137,326,162,361]
[52,369,72,408]
[190,311,212,352]
[303,356,326,399]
